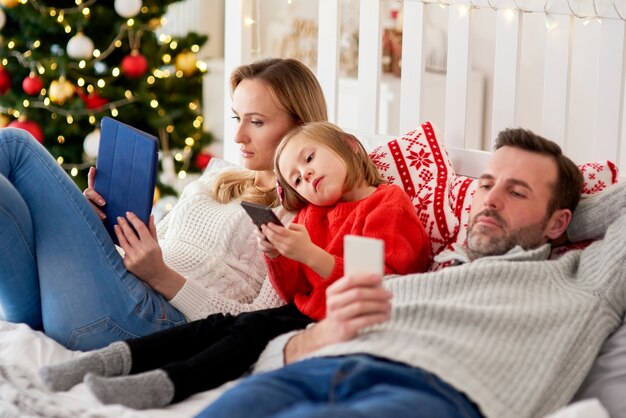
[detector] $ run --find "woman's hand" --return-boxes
[114,212,185,299]
[83,167,107,220]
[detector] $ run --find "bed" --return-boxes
[1,0,625,416]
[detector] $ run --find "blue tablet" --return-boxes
[94,117,158,245]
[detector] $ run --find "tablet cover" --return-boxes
[94,117,158,244]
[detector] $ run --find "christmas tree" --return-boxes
[0,0,214,191]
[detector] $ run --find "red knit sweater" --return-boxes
[265,184,430,320]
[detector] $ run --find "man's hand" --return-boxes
[114,212,185,299]
[83,166,107,220]
[284,273,392,364]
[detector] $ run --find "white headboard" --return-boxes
[222,0,625,179]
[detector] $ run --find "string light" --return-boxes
[457,5,469,16]
[614,0,626,20]
[544,0,555,31]
[418,0,614,26]
[504,8,516,20]
[592,0,602,23]
[3,96,139,118]
[28,0,97,15]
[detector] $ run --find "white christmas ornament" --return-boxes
[114,0,142,18]
[0,9,6,31]
[83,128,100,158]
[67,32,95,59]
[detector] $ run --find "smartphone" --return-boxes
[240,201,284,229]
[344,235,384,276]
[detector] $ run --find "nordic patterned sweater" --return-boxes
[259,181,626,418]
[156,162,292,321]
[264,184,431,320]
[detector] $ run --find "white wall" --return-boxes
[187,0,608,161]
[425,4,604,158]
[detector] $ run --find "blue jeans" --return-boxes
[196,355,483,418]
[0,128,186,350]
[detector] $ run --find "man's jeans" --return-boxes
[0,128,185,350]
[197,354,483,418]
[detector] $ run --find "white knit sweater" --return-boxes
[257,182,626,418]
[156,163,292,321]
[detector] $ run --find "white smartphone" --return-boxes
[343,235,384,276]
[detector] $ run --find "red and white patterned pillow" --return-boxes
[368,121,620,269]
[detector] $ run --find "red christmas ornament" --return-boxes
[194,151,213,170]
[22,72,44,96]
[76,88,109,109]
[0,66,12,95]
[9,118,44,143]
[121,50,148,79]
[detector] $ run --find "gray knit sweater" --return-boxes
[258,182,626,418]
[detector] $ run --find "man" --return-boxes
[198,128,626,418]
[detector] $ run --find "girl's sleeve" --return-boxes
[265,255,313,303]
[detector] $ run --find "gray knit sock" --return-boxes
[85,369,175,410]
[39,341,132,392]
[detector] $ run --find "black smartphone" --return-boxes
[240,201,284,229]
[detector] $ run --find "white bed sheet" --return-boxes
[0,320,233,418]
[0,320,608,418]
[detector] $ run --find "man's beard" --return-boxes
[465,209,549,261]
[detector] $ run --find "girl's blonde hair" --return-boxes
[274,122,384,211]
[213,58,328,207]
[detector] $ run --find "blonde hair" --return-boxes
[274,122,384,211]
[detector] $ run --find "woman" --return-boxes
[0,58,327,350]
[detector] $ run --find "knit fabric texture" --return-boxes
[265,184,431,320]
[157,164,290,321]
[294,182,626,418]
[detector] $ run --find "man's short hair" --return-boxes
[494,128,584,214]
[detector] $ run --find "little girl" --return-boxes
[39,122,430,409]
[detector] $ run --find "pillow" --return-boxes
[368,122,460,263]
[368,121,620,268]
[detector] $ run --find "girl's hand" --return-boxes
[262,223,335,277]
[261,223,315,264]
[254,228,280,259]
[83,167,107,220]
[114,213,185,299]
